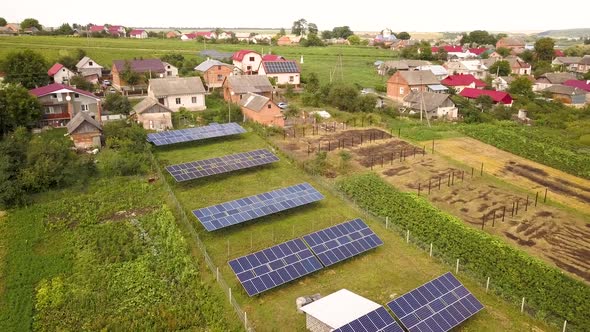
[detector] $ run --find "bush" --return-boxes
[98,121,150,176]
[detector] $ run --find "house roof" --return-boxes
[262,54,286,61]
[108,25,123,31]
[497,37,525,47]
[441,74,486,88]
[554,49,565,57]
[148,77,205,97]
[239,92,272,111]
[278,35,291,42]
[199,49,234,60]
[432,45,463,53]
[89,25,105,32]
[76,56,103,69]
[47,63,65,76]
[232,50,260,61]
[129,29,146,36]
[469,48,489,55]
[300,289,381,329]
[29,83,100,100]
[553,56,582,65]
[381,60,409,71]
[262,60,299,74]
[404,91,454,112]
[563,79,590,92]
[113,59,165,73]
[416,65,448,77]
[194,59,233,72]
[227,75,273,94]
[543,84,586,96]
[182,33,197,39]
[505,56,531,69]
[195,31,214,37]
[66,111,102,134]
[460,88,513,104]
[132,96,173,115]
[397,70,440,85]
[537,72,577,84]
[581,55,590,65]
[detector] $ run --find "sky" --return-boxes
[4,0,590,33]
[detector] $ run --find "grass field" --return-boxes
[0,36,397,87]
[154,131,554,331]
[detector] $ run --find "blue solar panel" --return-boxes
[228,238,323,296]
[303,218,383,267]
[386,272,484,332]
[333,307,405,332]
[147,122,245,146]
[165,149,279,182]
[193,183,324,231]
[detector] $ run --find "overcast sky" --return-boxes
[4,0,589,32]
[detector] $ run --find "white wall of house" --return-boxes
[162,62,178,77]
[53,67,75,84]
[78,59,103,78]
[233,52,262,73]
[132,31,148,39]
[159,93,206,111]
[433,106,458,119]
[266,72,300,85]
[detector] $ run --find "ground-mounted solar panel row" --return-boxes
[386,272,484,332]
[332,306,405,332]
[193,183,324,231]
[165,149,279,182]
[229,219,382,297]
[147,122,246,146]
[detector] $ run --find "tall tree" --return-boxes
[301,33,324,47]
[2,50,49,89]
[55,23,74,35]
[488,60,511,76]
[508,76,534,100]
[495,47,511,57]
[120,61,141,88]
[534,37,555,62]
[57,55,77,71]
[103,93,132,115]
[332,26,353,39]
[75,48,87,61]
[20,18,42,31]
[307,23,318,35]
[291,18,307,36]
[321,30,333,39]
[305,72,320,93]
[396,31,411,40]
[0,18,7,27]
[69,75,95,92]
[0,84,43,135]
[347,35,361,45]
[278,28,286,37]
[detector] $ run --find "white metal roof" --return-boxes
[300,289,380,329]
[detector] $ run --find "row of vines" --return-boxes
[337,173,590,331]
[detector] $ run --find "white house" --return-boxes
[259,60,301,86]
[47,63,75,84]
[235,32,251,42]
[444,60,487,79]
[232,50,262,74]
[148,77,206,111]
[403,91,458,119]
[129,29,148,39]
[75,56,103,83]
[161,62,179,77]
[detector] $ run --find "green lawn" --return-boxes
[0,36,398,87]
[154,131,554,331]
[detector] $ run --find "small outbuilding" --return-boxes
[66,112,102,149]
[130,97,173,131]
[239,92,284,127]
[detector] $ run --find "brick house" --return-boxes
[277,36,293,46]
[259,60,301,86]
[505,56,531,75]
[496,37,525,54]
[111,59,178,90]
[386,70,439,101]
[48,63,75,84]
[223,75,273,103]
[232,50,262,74]
[194,59,235,90]
[148,77,206,111]
[66,112,102,149]
[130,97,173,130]
[239,92,284,127]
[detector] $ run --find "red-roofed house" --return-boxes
[181,33,197,41]
[89,25,106,33]
[459,88,513,105]
[432,46,464,53]
[129,29,148,39]
[262,54,286,61]
[554,49,565,57]
[166,31,179,39]
[277,36,293,46]
[195,31,217,40]
[48,63,75,84]
[469,48,489,56]
[232,50,262,74]
[29,83,102,128]
[441,74,486,92]
[563,79,590,92]
[108,25,126,37]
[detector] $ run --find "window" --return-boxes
[217,74,223,81]
[74,93,79,98]
[267,104,271,109]
[175,98,181,105]
[149,120,154,129]
[289,76,294,83]
[80,104,89,111]
[191,96,197,103]
[247,66,252,71]
[89,61,93,66]
[249,56,255,61]
[51,94,57,99]
[218,66,222,70]
[167,65,170,69]
[44,106,56,114]
[167,71,172,76]
[399,87,405,95]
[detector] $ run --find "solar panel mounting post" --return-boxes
[521,297,525,313]
[486,276,490,292]
[456,259,460,273]
[429,243,433,257]
[386,216,389,229]
[563,320,567,332]
[406,230,409,243]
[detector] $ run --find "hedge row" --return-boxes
[337,173,590,331]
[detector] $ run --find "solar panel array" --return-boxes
[332,307,404,332]
[263,61,299,74]
[147,122,246,146]
[165,149,279,182]
[386,272,484,332]
[193,183,324,231]
[303,218,383,267]
[228,238,323,296]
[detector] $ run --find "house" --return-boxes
[578,55,590,73]
[166,31,179,39]
[431,45,464,53]
[239,92,284,127]
[29,83,102,128]
[232,50,262,74]
[543,85,587,105]
[378,60,431,75]
[223,75,273,103]
[48,63,75,84]
[277,35,293,46]
[195,31,217,40]
[66,112,102,149]
[217,31,233,40]
[554,49,565,57]
[469,48,489,57]
[373,28,397,46]
[386,70,440,101]
[300,289,382,332]
[259,60,300,86]
[564,80,590,103]
[496,37,525,54]
[130,97,173,130]
[262,54,286,61]
[235,32,251,42]
[194,59,235,89]
[491,76,514,91]
[460,88,513,105]
[108,25,126,37]
[416,65,448,80]
[89,25,106,33]
[147,77,206,111]
[551,57,581,72]
[505,56,531,75]
[441,74,486,92]
[534,72,577,91]
[200,50,234,60]
[181,33,197,41]
[23,27,39,35]
[403,91,458,119]
[129,29,148,39]
[75,56,103,83]
[0,23,20,35]
[390,39,418,50]
[444,60,487,79]
[111,59,177,89]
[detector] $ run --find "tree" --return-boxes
[397,31,411,40]
[418,42,433,60]
[20,18,42,31]
[305,72,320,93]
[278,28,286,37]
[519,49,535,63]
[301,33,324,47]
[103,94,132,115]
[120,61,141,88]
[533,61,552,77]
[0,84,43,136]
[496,47,511,57]
[283,105,300,122]
[534,37,555,62]
[321,30,333,40]
[69,75,95,92]
[357,95,377,112]
[57,55,77,71]
[508,76,534,100]
[436,48,448,61]
[291,18,307,36]
[475,95,494,111]
[332,26,353,39]
[0,18,7,27]
[307,23,318,35]
[55,23,73,35]
[488,60,511,76]
[75,48,87,61]
[2,50,49,89]
[327,84,359,112]
[584,70,590,80]
[467,30,496,45]
[347,35,361,45]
